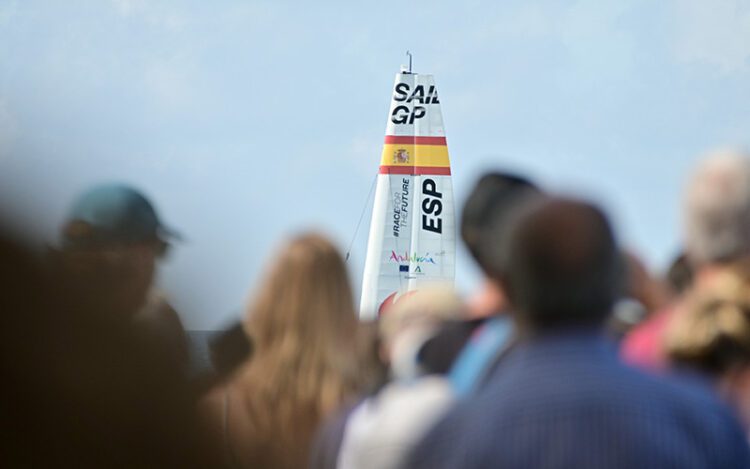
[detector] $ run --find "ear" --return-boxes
[467,279,508,319]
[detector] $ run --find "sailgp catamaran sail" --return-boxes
[359,68,456,319]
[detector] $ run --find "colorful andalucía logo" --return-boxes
[389,251,437,264]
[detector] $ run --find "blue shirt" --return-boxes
[448,316,513,398]
[408,331,750,469]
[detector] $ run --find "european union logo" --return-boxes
[399,265,409,272]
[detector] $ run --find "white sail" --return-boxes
[359,71,456,319]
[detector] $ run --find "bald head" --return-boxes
[685,148,750,266]
[497,198,623,331]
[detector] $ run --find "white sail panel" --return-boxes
[359,72,455,319]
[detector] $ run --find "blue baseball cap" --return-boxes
[62,184,181,248]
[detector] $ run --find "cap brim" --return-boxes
[157,225,184,243]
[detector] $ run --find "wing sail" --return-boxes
[359,71,456,319]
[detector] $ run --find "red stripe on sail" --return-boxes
[379,166,451,176]
[384,136,447,146]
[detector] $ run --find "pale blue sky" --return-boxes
[1,0,749,329]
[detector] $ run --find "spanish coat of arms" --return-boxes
[393,148,409,164]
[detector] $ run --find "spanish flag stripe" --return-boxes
[379,166,451,175]
[384,136,447,146]
[380,144,450,168]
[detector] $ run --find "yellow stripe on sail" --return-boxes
[380,144,451,168]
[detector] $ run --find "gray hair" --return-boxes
[685,148,750,265]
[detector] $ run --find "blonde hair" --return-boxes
[379,285,464,347]
[233,233,360,468]
[665,265,750,375]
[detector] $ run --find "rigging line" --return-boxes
[345,172,378,262]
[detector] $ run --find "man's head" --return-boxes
[494,197,623,332]
[58,184,179,315]
[685,148,750,267]
[62,184,177,250]
[461,172,539,275]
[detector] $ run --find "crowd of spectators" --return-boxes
[4,147,750,468]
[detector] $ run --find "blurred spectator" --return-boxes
[51,183,189,370]
[190,322,255,394]
[665,251,694,299]
[434,172,540,398]
[623,251,668,315]
[308,170,538,469]
[609,251,667,339]
[408,197,750,468]
[202,233,364,469]
[308,319,388,469]
[623,149,750,370]
[666,264,750,431]
[334,287,463,469]
[0,229,213,468]
[461,172,540,318]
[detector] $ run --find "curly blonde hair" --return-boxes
[665,263,750,375]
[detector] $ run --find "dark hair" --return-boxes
[497,198,623,331]
[461,172,538,275]
[666,252,693,296]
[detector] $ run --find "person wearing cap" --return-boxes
[438,172,541,398]
[54,183,189,371]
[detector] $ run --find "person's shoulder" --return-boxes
[310,398,361,469]
[618,362,748,448]
[658,372,750,464]
[374,377,455,425]
[349,378,455,439]
[652,370,739,422]
[404,392,482,469]
[624,362,719,408]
